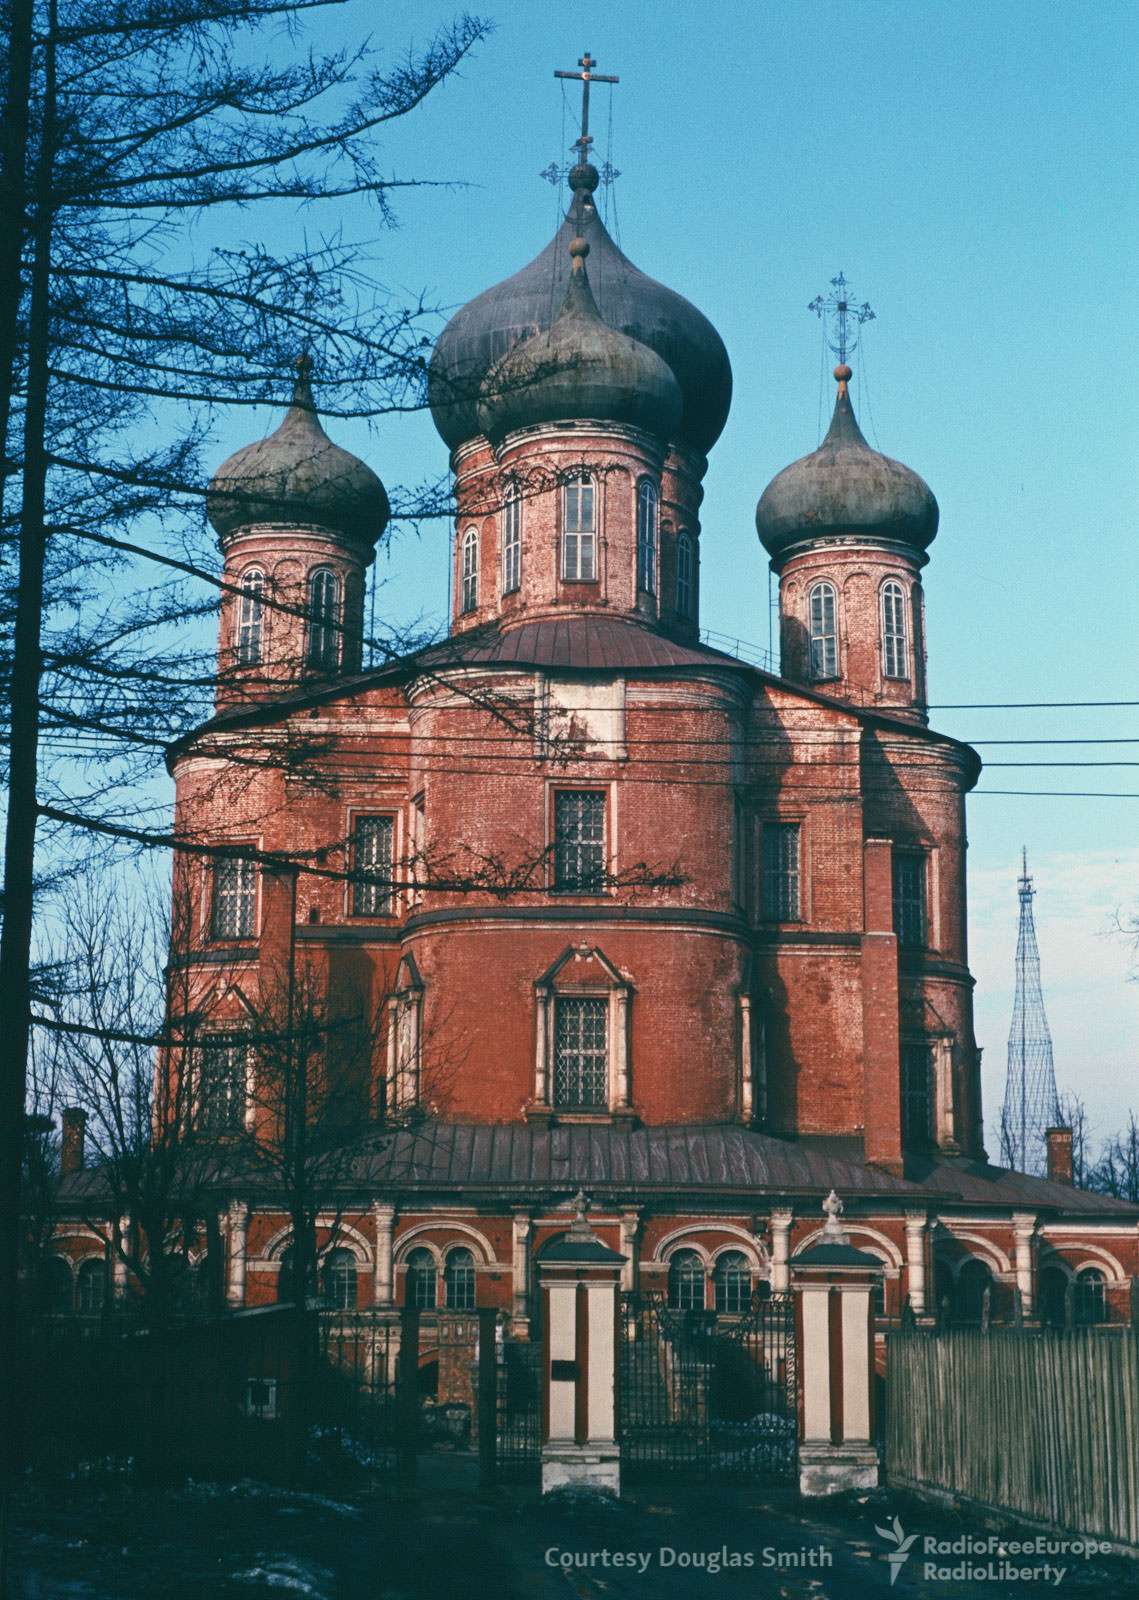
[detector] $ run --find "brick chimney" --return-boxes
[60,1107,87,1177]
[1045,1125,1073,1186]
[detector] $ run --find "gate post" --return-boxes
[792,1191,881,1497]
[477,1306,498,1491]
[396,1305,420,1499]
[538,1193,625,1497]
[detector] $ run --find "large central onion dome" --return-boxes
[429,164,732,455]
[756,365,938,562]
[207,360,390,548]
[476,238,682,444]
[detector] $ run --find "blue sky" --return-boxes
[207,0,1139,1148]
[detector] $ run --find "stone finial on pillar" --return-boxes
[792,1192,882,1496]
[538,1198,626,1497]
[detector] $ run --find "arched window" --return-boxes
[38,1256,73,1313]
[502,487,522,594]
[277,1245,316,1304]
[667,1249,706,1312]
[322,1248,358,1310]
[636,479,657,593]
[675,531,694,617]
[807,581,838,680]
[306,568,341,670]
[562,472,596,582]
[77,1257,106,1314]
[881,579,910,679]
[406,1247,437,1310]
[1039,1266,1068,1328]
[444,1247,476,1310]
[1075,1266,1107,1325]
[955,1258,992,1324]
[460,528,479,613]
[236,568,265,665]
[712,1251,751,1314]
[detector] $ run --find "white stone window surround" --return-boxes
[208,845,260,941]
[532,944,633,1115]
[880,576,911,681]
[306,566,341,670]
[502,484,522,594]
[234,566,266,665]
[561,470,598,583]
[460,525,479,613]
[806,578,840,681]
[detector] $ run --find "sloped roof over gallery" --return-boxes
[429,163,732,454]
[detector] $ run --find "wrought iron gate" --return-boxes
[495,1337,543,1481]
[619,1292,797,1482]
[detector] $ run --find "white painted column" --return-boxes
[612,988,630,1108]
[770,1208,793,1294]
[533,989,550,1105]
[841,1287,873,1443]
[1012,1212,1037,1318]
[512,1212,532,1332]
[226,1200,249,1307]
[903,1209,927,1316]
[619,1211,640,1294]
[799,1285,832,1443]
[545,1283,578,1444]
[373,1202,395,1306]
[738,994,754,1122]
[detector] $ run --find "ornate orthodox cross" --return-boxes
[809,272,875,364]
[554,52,619,167]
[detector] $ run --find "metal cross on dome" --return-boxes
[809,272,875,364]
[541,52,621,188]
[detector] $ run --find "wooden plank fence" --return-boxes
[887,1327,1139,1548]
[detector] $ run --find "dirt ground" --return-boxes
[8,1455,1136,1599]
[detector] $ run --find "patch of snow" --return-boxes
[232,1554,334,1596]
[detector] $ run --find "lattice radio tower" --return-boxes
[1000,849,1062,1175]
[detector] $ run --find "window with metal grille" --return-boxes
[553,790,606,891]
[306,567,340,670]
[236,568,265,665]
[406,1248,437,1309]
[562,472,596,581]
[712,1251,751,1314]
[762,822,801,920]
[676,531,694,617]
[350,814,394,916]
[460,527,478,612]
[892,850,926,947]
[197,1038,246,1132]
[901,1039,934,1144]
[502,487,521,593]
[636,479,657,593]
[322,1248,358,1310]
[667,1249,705,1311]
[553,995,608,1109]
[211,855,257,939]
[444,1247,476,1310]
[808,581,838,679]
[881,579,909,679]
[77,1258,106,1314]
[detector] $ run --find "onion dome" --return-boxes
[430,162,731,454]
[476,238,682,444]
[207,358,390,548]
[756,365,938,562]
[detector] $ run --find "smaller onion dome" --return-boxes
[475,238,683,446]
[207,357,390,548]
[756,365,938,563]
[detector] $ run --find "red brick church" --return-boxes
[53,113,1138,1354]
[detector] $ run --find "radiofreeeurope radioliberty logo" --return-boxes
[875,1516,918,1585]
